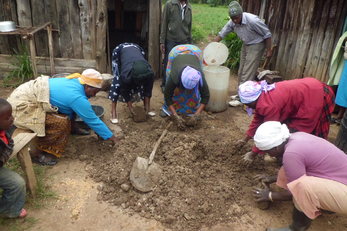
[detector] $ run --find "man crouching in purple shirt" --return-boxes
[252,121,347,231]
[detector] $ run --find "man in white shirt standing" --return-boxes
[214,1,272,106]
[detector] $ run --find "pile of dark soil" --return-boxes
[66,113,277,231]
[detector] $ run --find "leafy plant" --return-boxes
[223,32,242,71]
[3,44,34,87]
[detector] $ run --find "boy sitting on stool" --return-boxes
[0,98,27,218]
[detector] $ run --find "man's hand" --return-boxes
[266,49,273,58]
[254,174,276,185]
[253,187,271,202]
[160,44,165,54]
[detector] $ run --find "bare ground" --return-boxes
[0,77,346,231]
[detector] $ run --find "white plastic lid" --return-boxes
[203,42,229,66]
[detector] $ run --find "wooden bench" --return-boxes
[9,132,37,197]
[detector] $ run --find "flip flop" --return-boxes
[147,111,156,117]
[110,118,119,124]
[228,100,242,107]
[32,153,57,166]
[18,208,27,218]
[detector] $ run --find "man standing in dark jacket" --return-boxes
[160,0,192,91]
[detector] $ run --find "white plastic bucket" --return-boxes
[203,65,230,112]
[203,42,230,112]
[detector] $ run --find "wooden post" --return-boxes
[11,132,38,197]
[17,145,37,197]
[29,38,38,77]
[148,0,161,78]
[47,24,55,75]
[96,0,107,73]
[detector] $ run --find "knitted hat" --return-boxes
[229,1,243,18]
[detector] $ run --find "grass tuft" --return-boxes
[2,44,34,88]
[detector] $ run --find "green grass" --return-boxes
[0,216,38,231]
[191,3,229,43]
[191,3,242,71]
[0,159,57,230]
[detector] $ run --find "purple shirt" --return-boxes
[283,132,347,185]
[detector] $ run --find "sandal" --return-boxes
[330,117,341,125]
[18,208,27,218]
[110,118,119,124]
[32,153,58,166]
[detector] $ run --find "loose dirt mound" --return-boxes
[66,112,276,231]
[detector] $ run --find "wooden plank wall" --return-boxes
[148,0,161,78]
[0,0,21,54]
[0,54,96,76]
[241,0,347,82]
[0,0,106,74]
[0,0,157,76]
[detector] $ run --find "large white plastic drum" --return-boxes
[203,42,230,112]
[203,42,229,66]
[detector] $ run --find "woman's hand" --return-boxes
[186,114,201,127]
[107,135,120,146]
[235,139,247,149]
[243,151,256,164]
[173,114,186,130]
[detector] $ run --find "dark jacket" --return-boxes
[160,0,192,44]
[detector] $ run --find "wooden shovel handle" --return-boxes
[148,121,173,165]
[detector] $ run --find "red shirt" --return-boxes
[247,77,324,138]
[0,130,9,145]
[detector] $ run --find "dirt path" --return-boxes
[0,78,346,231]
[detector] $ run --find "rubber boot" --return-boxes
[266,207,311,231]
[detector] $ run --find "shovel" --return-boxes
[130,121,173,192]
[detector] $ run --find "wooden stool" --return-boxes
[9,132,37,197]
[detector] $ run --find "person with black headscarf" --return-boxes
[109,43,155,124]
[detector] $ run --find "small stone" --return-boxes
[79,154,88,161]
[183,213,191,220]
[121,183,130,192]
[97,183,104,191]
[96,91,108,98]
[163,215,175,224]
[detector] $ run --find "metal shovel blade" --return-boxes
[130,156,162,192]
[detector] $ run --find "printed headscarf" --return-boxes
[238,80,276,104]
[229,1,243,18]
[254,121,290,151]
[66,69,103,88]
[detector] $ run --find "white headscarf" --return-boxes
[254,121,290,151]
